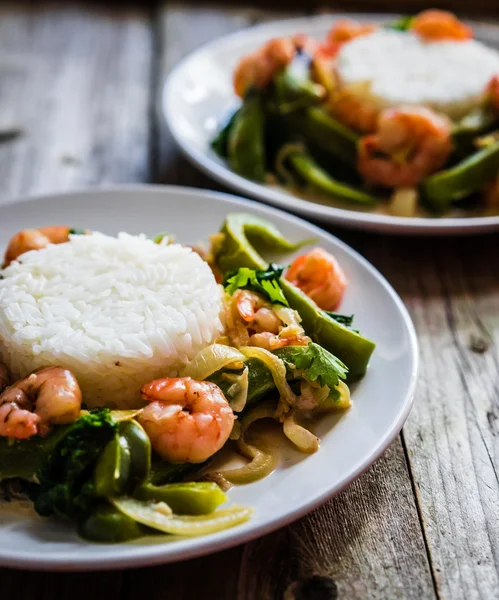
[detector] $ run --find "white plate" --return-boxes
[163,14,499,235]
[0,186,417,570]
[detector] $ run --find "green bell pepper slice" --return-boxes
[273,56,325,114]
[287,106,359,166]
[78,502,146,543]
[228,91,266,182]
[214,213,375,378]
[93,434,131,498]
[423,140,499,211]
[211,109,240,158]
[119,420,151,488]
[134,481,227,515]
[282,146,379,206]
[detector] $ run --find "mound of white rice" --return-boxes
[0,232,224,408]
[336,29,499,120]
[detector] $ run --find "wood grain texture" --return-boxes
[0,1,152,204]
[362,235,499,600]
[238,439,435,600]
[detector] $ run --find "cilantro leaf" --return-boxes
[223,264,289,306]
[277,342,348,393]
[69,228,86,235]
[324,311,359,333]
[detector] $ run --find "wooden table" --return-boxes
[0,2,498,599]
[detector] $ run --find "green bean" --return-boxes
[134,482,226,515]
[281,145,379,206]
[286,106,359,166]
[228,92,266,181]
[423,140,499,211]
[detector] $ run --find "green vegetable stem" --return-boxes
[278,144,379,206]
[228,91,266,181]
[423,140,499,211]
[214,213,375,378]
[211,108,240,158]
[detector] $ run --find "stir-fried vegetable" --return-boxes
[213,213,375,378]
[180,344,246,381]
[112,497,253,536]
[423,140,499,211]
[278,144,379,206]
[227,90,266,182]
[134,482,227,515]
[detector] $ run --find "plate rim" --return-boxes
[0,184,419,571]
[162,13,499,235]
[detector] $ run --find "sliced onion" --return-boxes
[112,497,252,536]
[273,306,302,327]
[283,411,320,453]
[222,438,277,485]
[335,381,352,410]
[222,367,249,413]
[180,344,245,380]
[239,346,296,416]
[240,401,277,433]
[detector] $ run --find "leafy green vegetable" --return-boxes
[31,409,117,520]
[0,426,71,482]
[386,15,413,31]
[68,228,86,235]
[223,264,289,306]
[278,342,348,392]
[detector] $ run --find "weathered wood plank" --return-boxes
[363,234,499,600]
[154,4,435,598]
[0,0,153,595]
[0,1,152,203]
[238,439,435,600]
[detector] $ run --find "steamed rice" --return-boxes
[0,232,224,408]
[336,29,499,120]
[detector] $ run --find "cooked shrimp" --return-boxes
[330,85,380,133]
[0,364,9,394]
[233,34,317,98]
[3,226,72,267]
[233,289,281,333]
[0,367,82,439]
[357,106,453,188]
[411,10,472,42]
[487,75,499,113]
[139,377,235,463]
[285,248,347,312]
[327,18,378,44]
[248,330,311,351]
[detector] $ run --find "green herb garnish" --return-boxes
[279,342,348,395]
[385,15,413,31]
[69,228,86,235]
[223,264,289,306]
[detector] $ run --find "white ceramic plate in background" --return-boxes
[0,186,417,570]
[163,15,499,235]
